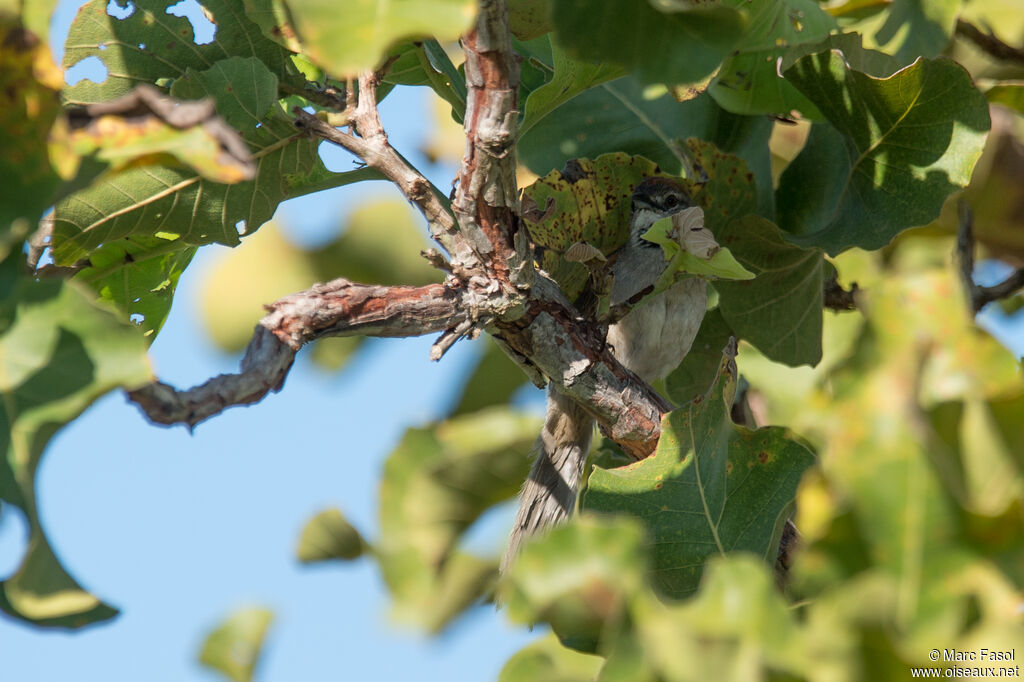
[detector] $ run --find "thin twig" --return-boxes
[956,200,1024,313]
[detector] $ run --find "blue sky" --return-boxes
[0,1,540,679]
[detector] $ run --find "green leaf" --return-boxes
[62,0,304,105]
[282,0,476,77]
[0,18,63,242]
[65,87,256,184]
[517,78,776,219]
[628,556,808,680]
[500,632,604,682]
[199,607,274,682]
[708,0,836,118]
[76,236,196,340]
[778,53,990,254]
[715,215,825,366]
[520,40,625,138]
[0,268,149,628]
[641,217,755,282]
[550,0,746,85]
[500,515,647,653]
[296,508,368,562]
[49,56,339,264]
[583,352,815,598]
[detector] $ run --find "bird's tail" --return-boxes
[501,387,593,573]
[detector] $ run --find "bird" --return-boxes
[502,176,708,572]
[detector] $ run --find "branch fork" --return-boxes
[127,0,672,456]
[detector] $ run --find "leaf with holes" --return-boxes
[583,352,815,598]
[76,235,196,340]
[48,57,363,265]
[62,0,304,105]
[777,53,990,254]
[520,153,661,301]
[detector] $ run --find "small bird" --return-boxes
[502,177,708,572]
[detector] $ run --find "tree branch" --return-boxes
[130,0,676,457]
[956,200,1024,314]
[955,18,1024,66]
[128,279,466,428]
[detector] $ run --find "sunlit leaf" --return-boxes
[282,0,476,77]
[778,53,990,254]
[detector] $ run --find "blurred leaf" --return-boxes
[199,607,274,682]
[625,556,808,681]
[708,0,836,118]
[309,198,442,287]
[508,0,552,40]
[866,0,961,64]
[0,266,149,628]
[550,0,746,86]
[50,56,359,264]
[63,0,304,106]
[500,515,647,653]
[282,0,476,77]
[0,18,64,240]
[377,407,540,630]
[450,337,530,416]
[296,508,368,562]
[584,352,815,598]
[986,82,1024,114]
[65,85,255,183]
[199,223,316,353]
[500,632,603,682]
[778,53,990,254]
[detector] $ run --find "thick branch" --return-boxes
[453,0,529,289]
[957,201,1024,314]
[128,279,466,427]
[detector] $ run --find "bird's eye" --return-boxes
[665,194,680,208]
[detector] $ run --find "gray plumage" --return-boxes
[502,178,707,572]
